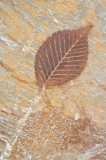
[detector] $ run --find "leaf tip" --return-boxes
[88,24,93,29]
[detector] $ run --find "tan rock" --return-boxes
[0,0,106,159]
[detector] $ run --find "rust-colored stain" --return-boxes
[9,108,106,160]
[0,61,15,72]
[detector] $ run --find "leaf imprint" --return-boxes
[35,25,93,89]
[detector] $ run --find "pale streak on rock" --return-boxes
[0,108,32,160]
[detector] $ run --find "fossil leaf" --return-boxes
[35,25,93,89]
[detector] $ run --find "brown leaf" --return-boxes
[35,25,93,89]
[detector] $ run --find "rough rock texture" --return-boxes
[0,0,106,160]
